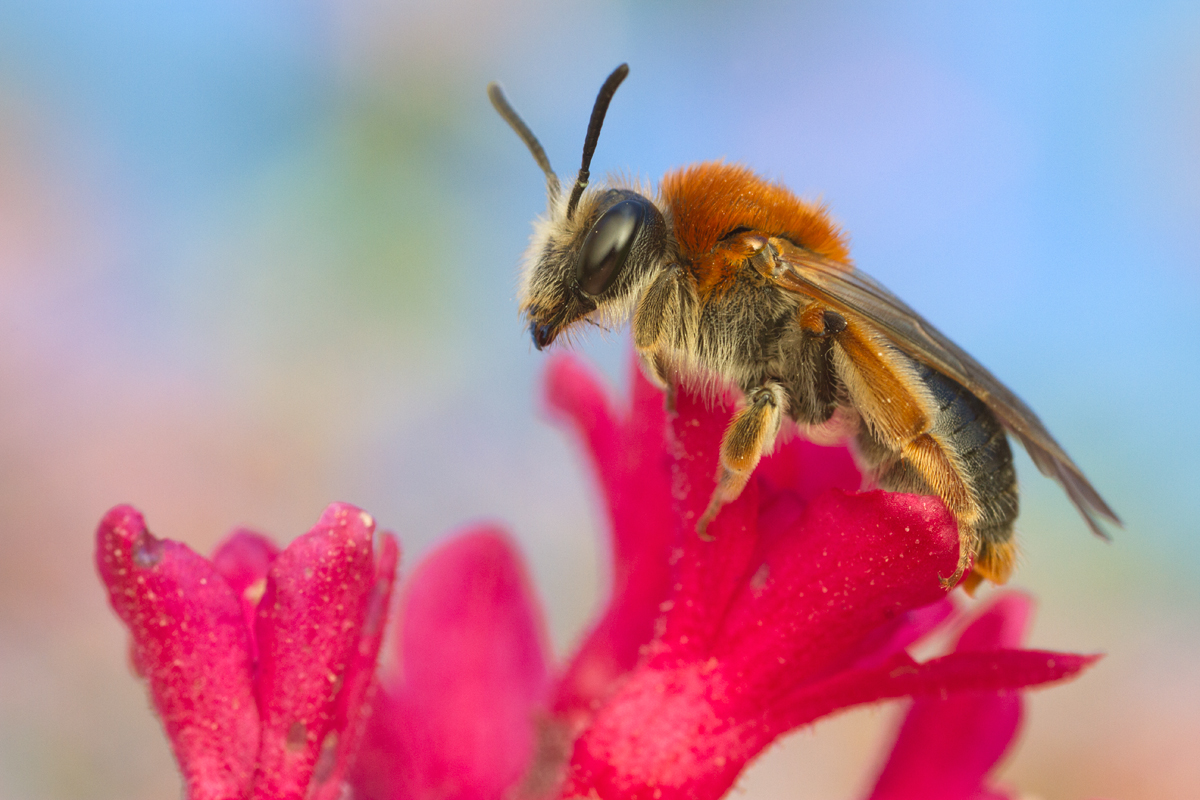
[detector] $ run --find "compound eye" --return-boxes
[576,198,647,298]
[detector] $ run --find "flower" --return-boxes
[864,592,1037,800]
[95,501,399,800]
[352,527,553,800]
[349,354,1100,800]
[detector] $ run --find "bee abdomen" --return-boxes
[916,364,1019,565]
[855,357,1020,583]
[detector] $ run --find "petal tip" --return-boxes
[542,352,605,417]
[97,503,146,542]
[431,524,523,571]
[313,502,376,546]
[96,505,165,580]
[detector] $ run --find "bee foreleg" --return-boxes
[637,349,677,412]
[633,266,684,352]
[634,266,689,413]
[697,380,787,537]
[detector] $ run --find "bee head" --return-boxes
[489,64,669,350]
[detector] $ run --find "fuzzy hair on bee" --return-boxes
[520,177,667,348]
[488,64,1120,590]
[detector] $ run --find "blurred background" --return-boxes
[0,1,1197,798]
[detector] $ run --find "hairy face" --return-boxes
[519,186,669,349]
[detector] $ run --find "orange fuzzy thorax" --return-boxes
[659,162,851,262]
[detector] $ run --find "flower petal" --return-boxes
[563,392,965,800]
[716,490,959,686]
[308,533,400,800]
[866,692,1020,800]
[211,529,281,658]
[353,527,551,800]
[251,503,381,800]
[653,386,765,663]
[845,597,957,671]
[865,592,1038,800]
[768,648,1099,735]
[95,505,259,800]
[563,644,1096,800]
[757,437,863,507]
[955,592,1032,652]
[564,662,753,800]
[211,529,280,600]
[655,386,959,673]
[545,354,675,722]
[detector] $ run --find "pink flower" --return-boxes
[95,502,399,800]
[352,527,553,800]
[864,592,1038,800]
[349,354,1100,800]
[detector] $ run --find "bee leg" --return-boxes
[634,267,687,413]
[633,265,685,352]
[906,364,1020,590]
[637,349,677,412]
[697,380,786,537]
[868,434,982,588]
[829,317,988,589]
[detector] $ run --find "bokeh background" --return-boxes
[1,1,1197,798]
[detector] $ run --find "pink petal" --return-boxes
[715,490,959,686]
[543,354,623,503]
[353,527,551,800]
[757,436,863,506]
[211,529,281,600]
[545,354,675,723]
[95,505,259,800]
[866,691,1021,800]
[954,593,1033,652]
[865,593,1038,800]
[563,646,1097,800]
[564,662,756,800]
[894,649,1100,695]
[308,533,400,800]
[844,597,958,671]
[656,378,960,674]
[752,436,863,546]
[211,530,281,658]
[564,387,964,800]
[656,386,959,671]
[251,503,381,800]
[652,386,766,663]
[769,648,1099,734]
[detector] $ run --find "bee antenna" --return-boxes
[488,81,561,200]
[566,63,629,221]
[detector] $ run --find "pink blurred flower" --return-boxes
[865,592,1037,800]
[95,502,399,800]
[350,355,1099,800]
[352,527,552,800]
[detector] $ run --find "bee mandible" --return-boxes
[488,64,1119,588]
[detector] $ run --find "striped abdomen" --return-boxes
[860,357,1019,583]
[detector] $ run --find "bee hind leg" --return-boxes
[867,432,982,590]
[697,380,786,537]
[960,539,1018,595]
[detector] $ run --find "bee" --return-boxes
[488,64,1119,588]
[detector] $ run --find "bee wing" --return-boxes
[769,241,1120,538]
